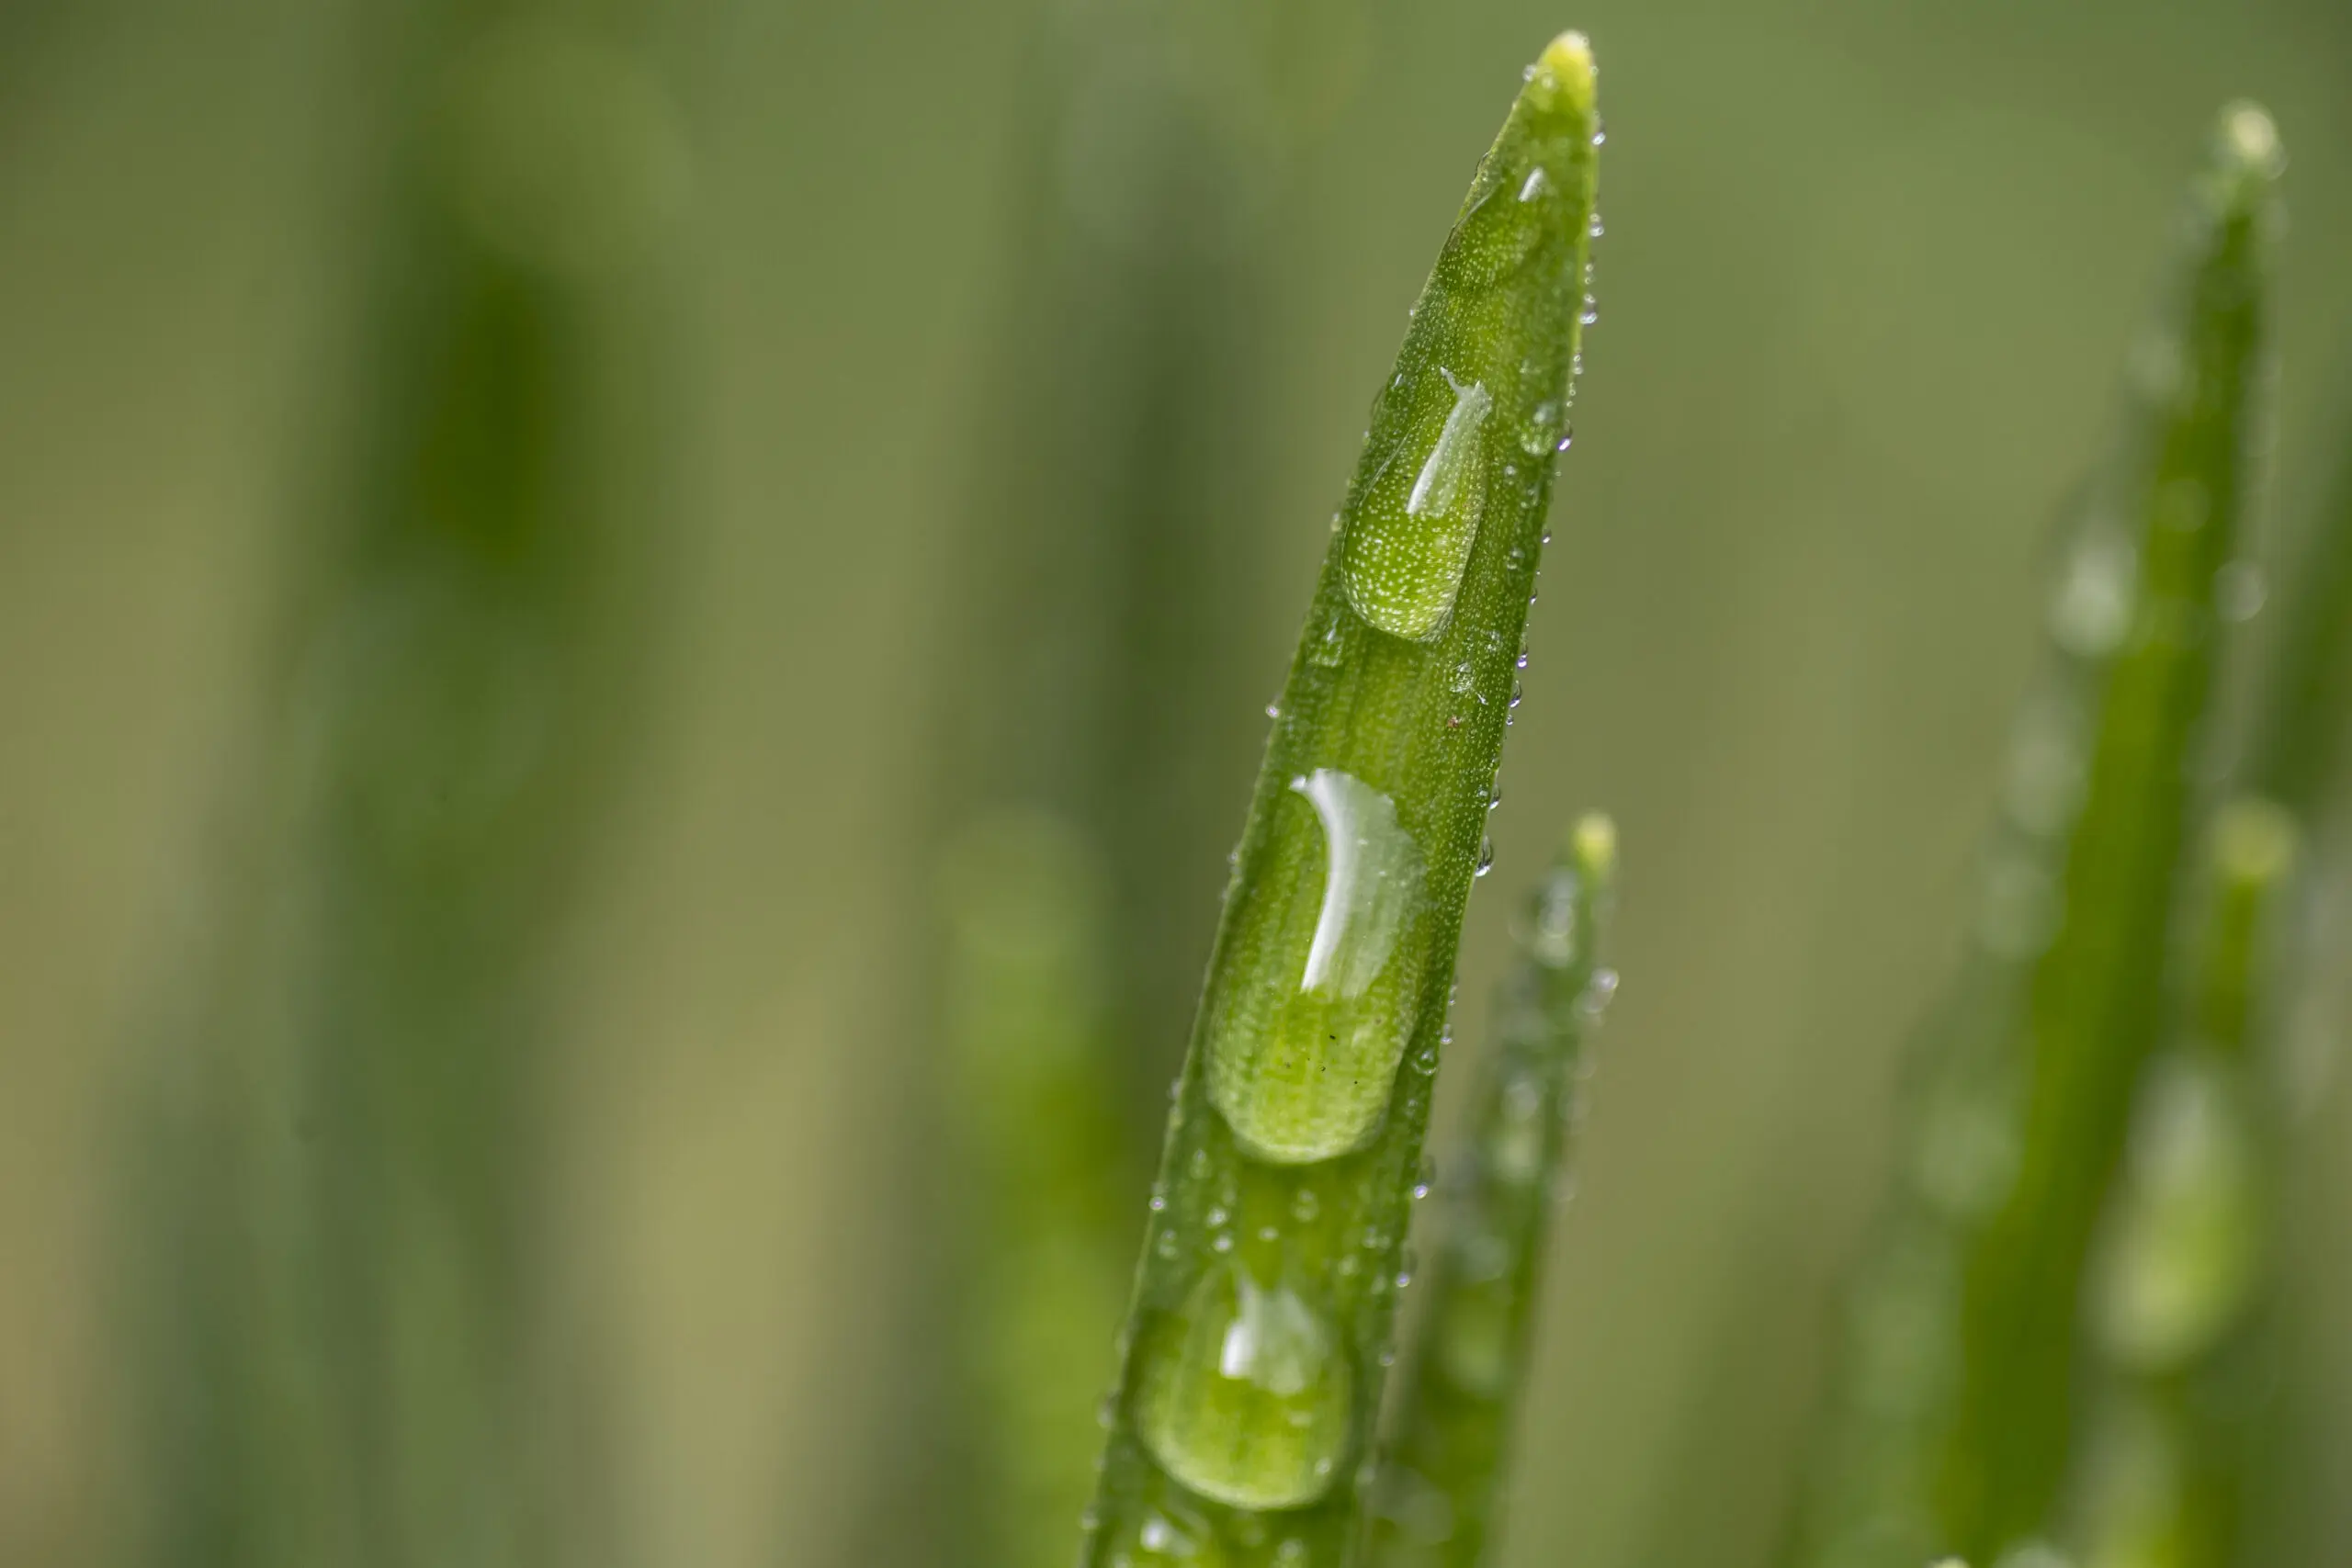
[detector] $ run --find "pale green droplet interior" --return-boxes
[1206,769,1426,1162]
[1341,370,1493,641]
[1136,1261,1352,1510]
[2095,1055,2259,1371]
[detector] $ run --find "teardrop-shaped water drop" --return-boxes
[1205,770,1428,1162]
[1136,1262,1353,1510]
[1475,839,1497,877]
[1340,368,1494,640]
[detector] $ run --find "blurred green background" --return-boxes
[5,0,2351,1565]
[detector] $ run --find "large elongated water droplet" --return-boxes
[1136,1261,1352,1510]
[1206,770,1426,1161]
[1341,369,1493,641]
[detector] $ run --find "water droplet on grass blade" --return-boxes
[1205,771,1427,1161]
[1136,1262,1352,1509]
[1341,370,1494,640]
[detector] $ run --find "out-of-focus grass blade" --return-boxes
[1366,815,1618,1568]
[918,4,1366,1562]
[1785,102,2282,1568]
[2239,363,2352,1117]
[2070,799,2297,1568]
[1080,33,1600,1564]
[2245,426,2352,823]
[937,814,1134,1568]
[121,6,687,1566]
[1947,106,2281,1556]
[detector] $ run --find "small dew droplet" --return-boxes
[1476,839,1497,877]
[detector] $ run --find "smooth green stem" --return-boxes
[1366,815,1618,1568]
[2074,799,2297,1568]
[1080,33,1599,1566]
[1783,103,2281,1568]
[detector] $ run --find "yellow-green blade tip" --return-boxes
[1525,29,1597,118]
[2216,100,2283,180]
[1570,812,1618,879]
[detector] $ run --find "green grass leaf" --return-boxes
[1942,104,2282,1556]
[1365,815,1618,1568]
[2073,798,2298,1568]
[1785,101,2283,1568]
[1079,31,1600,1566]
[121,13,684,1567]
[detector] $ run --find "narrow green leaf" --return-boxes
[1943,105,2281,1557]
[939,813,1136,1568]
[2245,413,2352,822]
[1079,33,1600,1565]
[1784,102,2283,1568]
[1366,815,1619,1568]
[121,10,686,1567]
[923,4,1358,1557]
[2073,799,2298,1568]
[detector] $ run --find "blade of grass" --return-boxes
[916,5,1349,1559]
[2070,798,2297,1568]
[1366,814,1619,1568]
[938,812,1136,1568]
[121,8,686,1566]
[1784,102,2282,1568]
[1944,106,2281,1556]
[1080,33,1600,1565]
[2244,421,2352,821]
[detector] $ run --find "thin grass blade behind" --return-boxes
[1367,814,1619,1568]
[1786,102,2283,1568]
